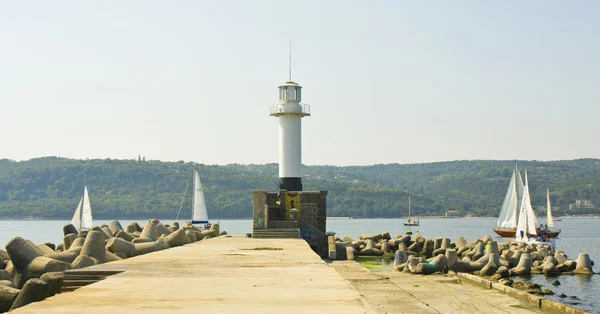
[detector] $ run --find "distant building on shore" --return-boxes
[569,199,596,211]
[445,210,461,217]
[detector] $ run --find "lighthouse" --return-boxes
[269,70,310,191]
[251,54,326,250]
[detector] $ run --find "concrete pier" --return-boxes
[332,262,546,313]
[11,236,365,314]
[11,236,552,313]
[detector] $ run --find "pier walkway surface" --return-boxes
[332,262,544,313]
[13,236,543,314]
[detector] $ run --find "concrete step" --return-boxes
[64,274,121,281]
[254,230,300,234]
[253,235,301,239]
[62,279,101,287]
[268,221,299,229]
[253,228,301,239]
[255,228,301,232]
[61,270,124,292]
[61,278,109,293]
[64,270,123,277]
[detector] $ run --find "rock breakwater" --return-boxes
[0,219,223,312]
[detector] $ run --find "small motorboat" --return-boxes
[403,218,419,226]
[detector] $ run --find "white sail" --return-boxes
[192,168,209,224]
[547,188,554,228]
[515,186,530,242]
[496,169,519,228]
[523,171,538,230]
[81,186,93,230]
[70,197,83,230]
[515,168,525,214]
[524,191,537,237]
[408,195,411,216]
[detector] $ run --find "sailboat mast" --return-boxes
[80,186,84,228]
[513,168,518,226]
[524,170,528,234]
[81,175,86,228]
[192,166,195,220]
[409,195,411,216]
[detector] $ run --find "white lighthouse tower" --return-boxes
[269,57,310,191]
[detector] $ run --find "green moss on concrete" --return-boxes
[355,256,393,272]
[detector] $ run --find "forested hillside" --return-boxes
[0,157,599,219]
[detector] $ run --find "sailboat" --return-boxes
[403,195,419,226]
[494,166,560,238]
[540,188,561,236]
[71,186,93,231]
[191,167,210,229]
[177,166,211,230]
[547,189,561,222]
[494,166,525,237]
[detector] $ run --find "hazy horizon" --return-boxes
[3,154,598,167]
[1,1,598,166]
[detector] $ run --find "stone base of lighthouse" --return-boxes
[252,189,328,257]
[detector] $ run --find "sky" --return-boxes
[0,1,598,166]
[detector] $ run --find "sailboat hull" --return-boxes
[493,227,561,238]
[191,221,212,230]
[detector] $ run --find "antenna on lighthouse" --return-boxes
[289,41,292,81]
